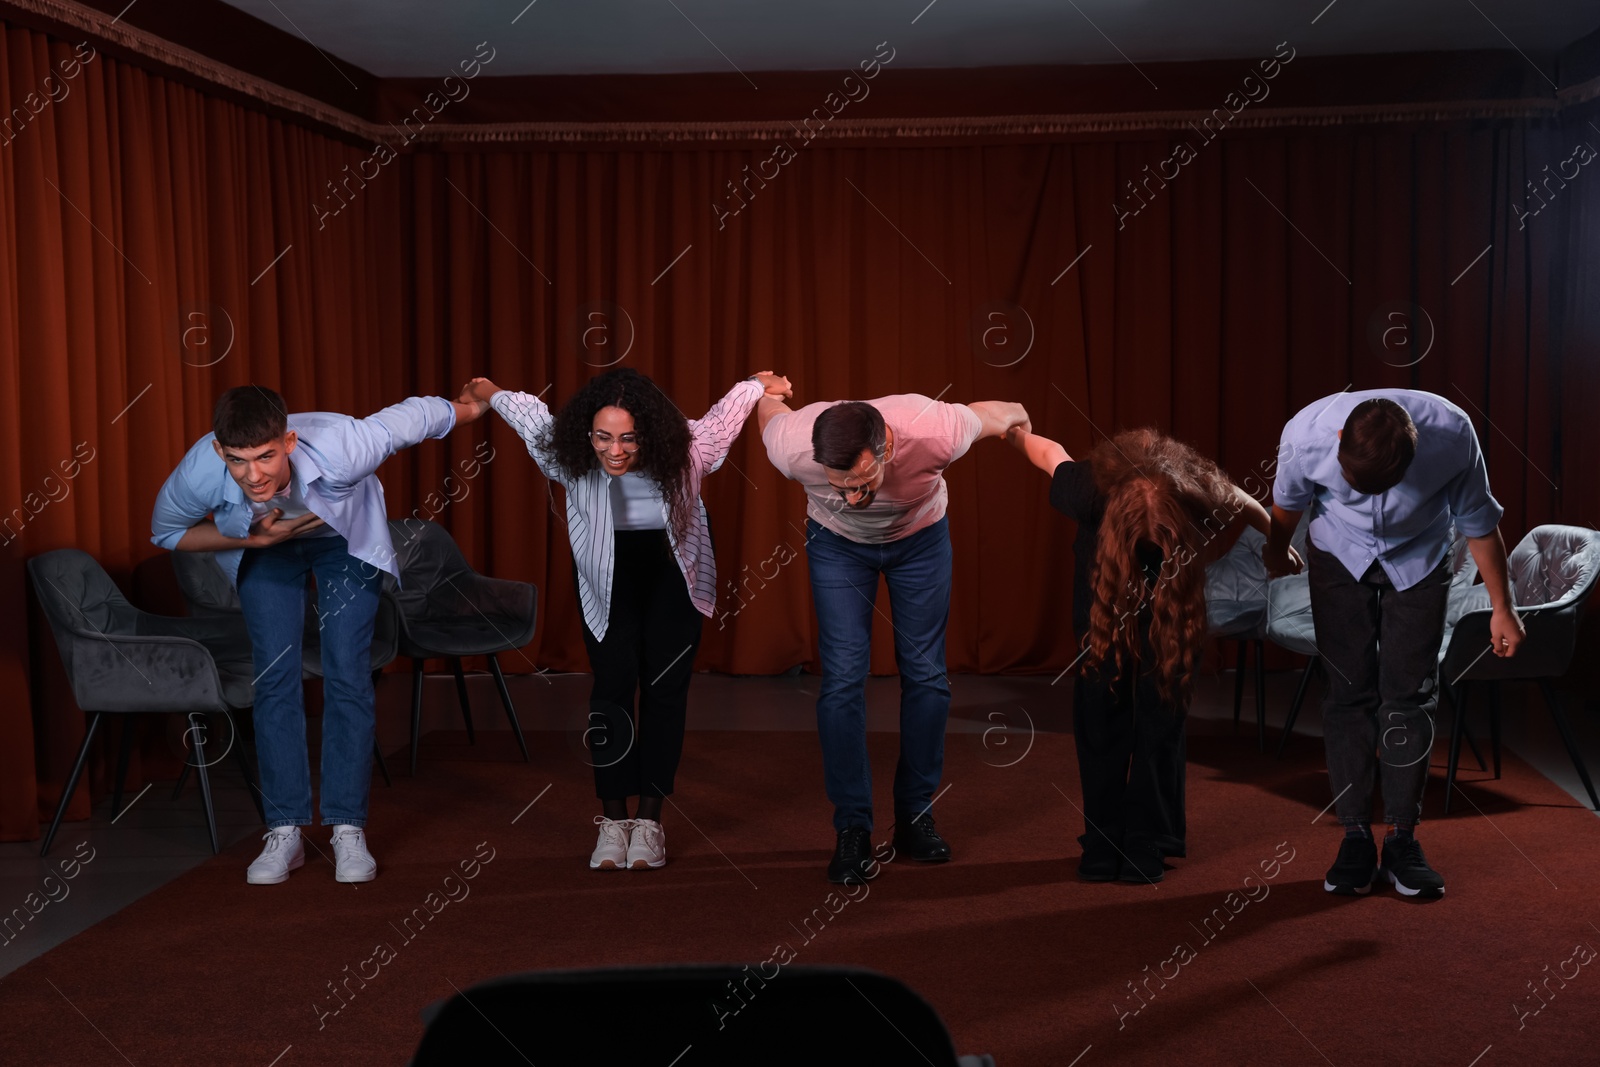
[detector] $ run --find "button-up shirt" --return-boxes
[151,397,458,587]
[1272,388,1502,591]
[489,379,762,640]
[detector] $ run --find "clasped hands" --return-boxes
[451,372,794,413]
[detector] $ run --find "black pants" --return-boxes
[1308,545,1451,829]
[579,530,704,801]
[1073,637,1188,859]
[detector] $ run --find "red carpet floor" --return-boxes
[4,725,1600,1066]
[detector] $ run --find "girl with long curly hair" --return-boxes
[462,367,792,870]
[1008,425,1297,882]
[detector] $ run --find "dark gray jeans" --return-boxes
[1308,545,1451,829]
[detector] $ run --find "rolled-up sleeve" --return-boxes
[1445,425,1503,537]
[151,447,219,549]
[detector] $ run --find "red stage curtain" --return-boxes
[2,13,1591,839]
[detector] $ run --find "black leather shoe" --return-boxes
[1078,842,1121,882]
[1117,842,1165,884]
[892,812,952,863]
[827,826,878,884]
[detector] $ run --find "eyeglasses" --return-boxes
[589,431,640,453]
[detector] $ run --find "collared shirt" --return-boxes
[1271,388,1502,591]
[489,378,762,640]
[151,397,458,587]
[760,394,984,544]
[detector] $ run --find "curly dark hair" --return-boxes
[542,368,696,540]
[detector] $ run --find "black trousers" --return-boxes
[1073,633,1188,859]
[1308,545,1451,829]
[579,530,704,801]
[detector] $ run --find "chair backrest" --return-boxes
[386,519,474,616]
[171,550,243,615]
[26,550,142,686]
[409,965,968,1066]
[1509,525,1600,611]
[1444,525,1600,682]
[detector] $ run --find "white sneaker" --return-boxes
[627,818,666,870]
[590,816,633,870]
[246,826,305,885]
[330,825,377,883]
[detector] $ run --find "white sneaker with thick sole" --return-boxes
[590,816,634,870]
[246,826,305,885]
[628,818,667,870]
[330,825,377,883]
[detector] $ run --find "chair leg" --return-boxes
[1275,657,1318,759]
[112,716,136,819]
[411,658,425,777]
[189,713,220,855]
[452,658,477,744]
[231,716,266,824]
[1488,683,1503,780]
[1538,680,1600,811]
[1444,684,1469,815]
[1253,639,1267,752]
[172,760,191,801]
[1232,641,1246,730]
[489,654,531,762]
[371,668,392,788]
[41,713,102,858]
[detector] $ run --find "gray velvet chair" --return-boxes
[385,519,537,776]
[168,550,400,788]
[27,549,259,856]
[1266,530,1481,758]
[1441,525,1600,812]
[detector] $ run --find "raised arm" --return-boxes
[465,377,572,485]
[966,400,1030,441]
[323,395,471,486]
[1005,427,1070,475]
[689,373,788,474]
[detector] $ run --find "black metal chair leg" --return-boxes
[190,713,222,857]
[411,658,425,777]
[1232,640,1246,730]
[489,654,530,762]
[1253,638,1267,749]
[452,657,477,744]
[189,713,220,854]
[1488,683,1503,780]
[1275,657,1318,759]
[1444,684,1469,814]
[112,716,136,818]
[1461,720,1487,773]
[172,760,191,801]
[41,713,102,858]
[373,741,393,787]
[231,716,266,823]
[1539,680,1600,811]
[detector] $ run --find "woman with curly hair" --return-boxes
[461,367,792,870]
[1008,425,1299,882]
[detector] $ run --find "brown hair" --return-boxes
[1338,398,1416,494]
[812,402,887,471]
[213,386,288,448]
[1083,429,1234,707]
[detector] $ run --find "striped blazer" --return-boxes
[489,378,763,639]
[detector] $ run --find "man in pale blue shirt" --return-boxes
[152,385,486,885]
[1265,389,1523,900]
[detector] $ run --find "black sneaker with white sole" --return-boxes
[1380,835,1445,898]
[1322,836,1377,895]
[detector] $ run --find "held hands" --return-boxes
[750,371,792,400]
[247,509,325,547]
[453,377,502,423]
[1489,606,1526,658]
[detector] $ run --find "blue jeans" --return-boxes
[236,535,381,828]
[806,516,953,832]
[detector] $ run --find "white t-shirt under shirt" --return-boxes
[608,471,668,531]
[761,394,984,544]
[247,465,338,537]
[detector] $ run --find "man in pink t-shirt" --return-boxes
[758,392,1030,883]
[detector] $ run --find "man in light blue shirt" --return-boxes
[1265,389,1523,900]
[152,385,486,885]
